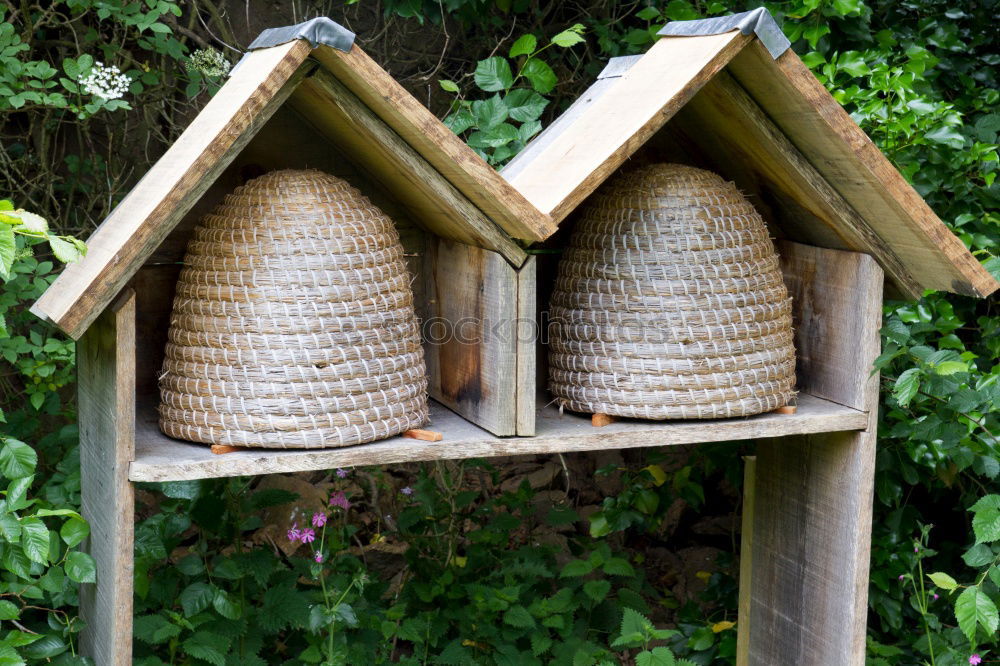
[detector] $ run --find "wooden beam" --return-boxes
[504,31,751,222]
[31,41,315,339]
[423,239,519,436]
[311,43,556,241]
[291,70,527,267]
[130,393,865,482]
[736,455,755,666]
[747,243,883,665]
[666,72,923,299]
[78,289,135,664]
[728,40,997,297]
[515,256,537,435]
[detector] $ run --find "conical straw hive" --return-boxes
[548,163,795,420]
[159,169,428,448]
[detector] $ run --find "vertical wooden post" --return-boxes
[78,289,135,664]
[736,455,755,666]
[746,243,883,665]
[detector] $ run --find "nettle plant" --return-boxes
[441,24,586,166]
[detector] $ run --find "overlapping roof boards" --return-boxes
[31,18,557,340]
[501,9,998,301]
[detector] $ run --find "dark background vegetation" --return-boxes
[0,0,998,663]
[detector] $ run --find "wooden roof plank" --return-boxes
[727,39,997,297]
[311,43,556,241]
[291,69,527,266]
[503,31,752,221]
[31,40,315,339]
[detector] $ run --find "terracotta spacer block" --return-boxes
[591,413,617,427]
[774,405,797,415]
[210,444,246,455]
[403,429,443,442]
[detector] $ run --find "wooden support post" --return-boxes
[78,289,136,664]
[745,243,883,665]
[736,455,755,666]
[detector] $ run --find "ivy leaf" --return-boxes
[505,89,548,122]
[927,572,959,591]
[20,517,49,564]
[523,58,557,94]
[474,57,514,92]
[893,368,921,407]
[955,586,999,643]
[65,551,96,583]
[509,34,537,58]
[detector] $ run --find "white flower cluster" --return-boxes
[78,62,132,101]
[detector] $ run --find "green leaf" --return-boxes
[60,516,89,547]
[636,647,676,666]
[925,125,966,149]
[560,559,593,577]
[509,34,537,58]
[589,514,610,538]
[636,7,661,20]
[928,572,959,591]
[21,634,67,659]
[955,586,999,642]
[159,480,203,500]
[893,368,921,407]
[0,225,14,280]
[180,581,215,617]
[505,88,548,122]
[963,543,994,568]
[65,551,96,583]
[212,588,241,619]
[0,600,19,620]
[550,25,585,48]
[467,123,519,149]
[934,361,968,375]
[7,210,47,233]
[48,236,82,264]
[503,605,535,628]
[3,542,31,578]
[134,614,181,644]
[183,635,226,666]
[439,79,459,93]
[474,57,514,92]
[972,506,1000,543]
[523,58,557,94]
[471,94,508,129]
[530,631,552,656]
[603,557,635,577]
[20,517,49,564]
[583,579,611,602]
[620,607,651,638]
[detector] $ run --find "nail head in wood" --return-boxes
[403,429,443,442]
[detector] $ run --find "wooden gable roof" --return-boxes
[501,26,998,300]
[32,20,556,340]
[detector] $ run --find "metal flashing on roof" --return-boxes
[247,17,356,52]
[658,8,791,59]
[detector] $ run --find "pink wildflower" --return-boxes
[898,574,905,581]
[401,486,414,496]
[287,523,301,542]
[329,491,351,511]
[969,655,982,666]
[932,593,939,601]
[312,512,327,528]
[300,528,316,544]
[335,468,348,478]
[314,551,324,563]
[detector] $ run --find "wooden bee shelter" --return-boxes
[29,11,998,666]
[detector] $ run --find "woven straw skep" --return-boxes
[159,169,429,448]
[548,163,795,420]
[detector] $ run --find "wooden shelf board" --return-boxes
[130,393,866,482]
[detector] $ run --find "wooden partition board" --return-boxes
[746,242,883,665]
[78,290,136,664]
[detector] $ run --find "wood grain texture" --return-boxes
[31,41,314,339]
[78,290,135,664]
[310,43,556,241]
[504,31,751,221]
[292,70,527,267]
[423,238,519,436]
[728,40,997,297]
[515,256,537,436]
[736,455,755,666]
[129,393,866,482]
[747,243,883,665]
[666,72,922,299]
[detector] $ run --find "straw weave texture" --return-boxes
[549,164,795,420]
[159,169,428,448]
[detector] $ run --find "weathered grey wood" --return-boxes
[515,256,537,435]
[31,41,315,339]
[736,455,756,666]
[78,290,136,664]
[423,238,519,435]
[129,393,866,482]
[292,70,527,267]
[748,243,883,665]
[665,72,922,299]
